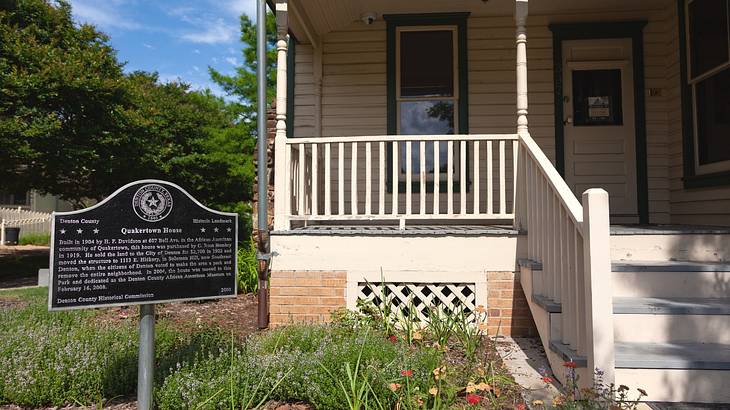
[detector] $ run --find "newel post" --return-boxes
[513,0,529,230]
[273,0,290,231]
[582,188,615,385]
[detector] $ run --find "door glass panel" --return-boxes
[572,69,623,126]
[688,0,729,79]
[696,68,730,165]
[400,30,454,97]
[399,101,454,176]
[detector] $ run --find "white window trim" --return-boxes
[395,25,460,183]
[685,0,730,174]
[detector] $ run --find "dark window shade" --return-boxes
[400,30,454,97]
[696,68,730,165]
[689,0,729,79]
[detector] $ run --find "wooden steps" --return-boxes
[521,255,730,404]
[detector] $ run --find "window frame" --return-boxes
[385,12,470,194]
[395,25,460,185]
[684,0,730,179]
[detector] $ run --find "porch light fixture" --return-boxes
[361,12,377,25]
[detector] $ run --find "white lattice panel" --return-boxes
[357,282,477,323]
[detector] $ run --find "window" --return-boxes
[686,0,730,175]
[0,190,29,207]
[397,27,458,186]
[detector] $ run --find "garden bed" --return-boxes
[0,287,528,409]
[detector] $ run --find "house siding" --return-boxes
[291,6,688,224]
[665,4,730,226]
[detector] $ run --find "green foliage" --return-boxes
[535,365,648,409]
[209,12,277,134]
[452,308,488,361]
[0,0,255,237]
[157,324,442,410]
[237,238,258,293]
[18,232,50,245]
[0,287,224,407]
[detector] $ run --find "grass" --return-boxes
[237,238,258,293]
[19,233,51,246]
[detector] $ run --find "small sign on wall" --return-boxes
[588,96,610,120]
[571,69,623,126]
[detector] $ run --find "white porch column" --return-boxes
[515,0,529,134]
[273,0,290,231]
[513,0,529,230]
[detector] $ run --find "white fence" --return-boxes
[0,207,52,243]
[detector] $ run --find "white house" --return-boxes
[263,0,730,403]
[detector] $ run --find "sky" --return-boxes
[68,0,259,98]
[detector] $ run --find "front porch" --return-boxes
[263,0,730,404]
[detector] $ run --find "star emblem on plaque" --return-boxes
[132,184,174,222]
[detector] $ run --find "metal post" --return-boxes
[256,0,270,329]
[137,304,155,410]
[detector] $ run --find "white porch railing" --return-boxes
[280,134,519,226]
[514,131,615,384]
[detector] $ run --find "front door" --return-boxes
[563,38,638,222]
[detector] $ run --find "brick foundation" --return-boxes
[269,271,347,326]
[268,270,536,336]
[486,271,537,337]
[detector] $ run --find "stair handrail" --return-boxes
[517,132,583,228]
[516,131,616,386]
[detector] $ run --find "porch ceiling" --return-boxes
[289,0,669,44]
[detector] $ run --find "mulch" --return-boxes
[94,292,261,340]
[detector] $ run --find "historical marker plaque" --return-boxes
[48,180,238,310]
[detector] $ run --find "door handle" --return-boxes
[563,116,573,126]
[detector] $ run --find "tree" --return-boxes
[209,11,277,133]
[120,72,254,215]
[0,0,254,230]
[0,0,127,205]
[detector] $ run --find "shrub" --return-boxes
[19,233,51,246]
[237,238,258,293]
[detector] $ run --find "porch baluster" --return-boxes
[406,141,412,215]
[338,142,344,215]
[324,143,331,216]
[351,142,358,215]
[447,141,454,215]
[392,142,399,215]
[433,141,440,215]
[499,140,506,215]
[298,144,305,216]
[379,142,385,215]
[312,144,318,216]
[473,141,480,215]
[487,141,493,214]
[420,141,426,215]
[365,142,372,215]
[460,141,467,215]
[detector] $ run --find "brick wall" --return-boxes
[269,269,536,336]
[486,271,537,337]
[269,271,347,325]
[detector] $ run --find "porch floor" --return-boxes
[274,224,730,236]
[274,224,519,236]
[610,224,730,235]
